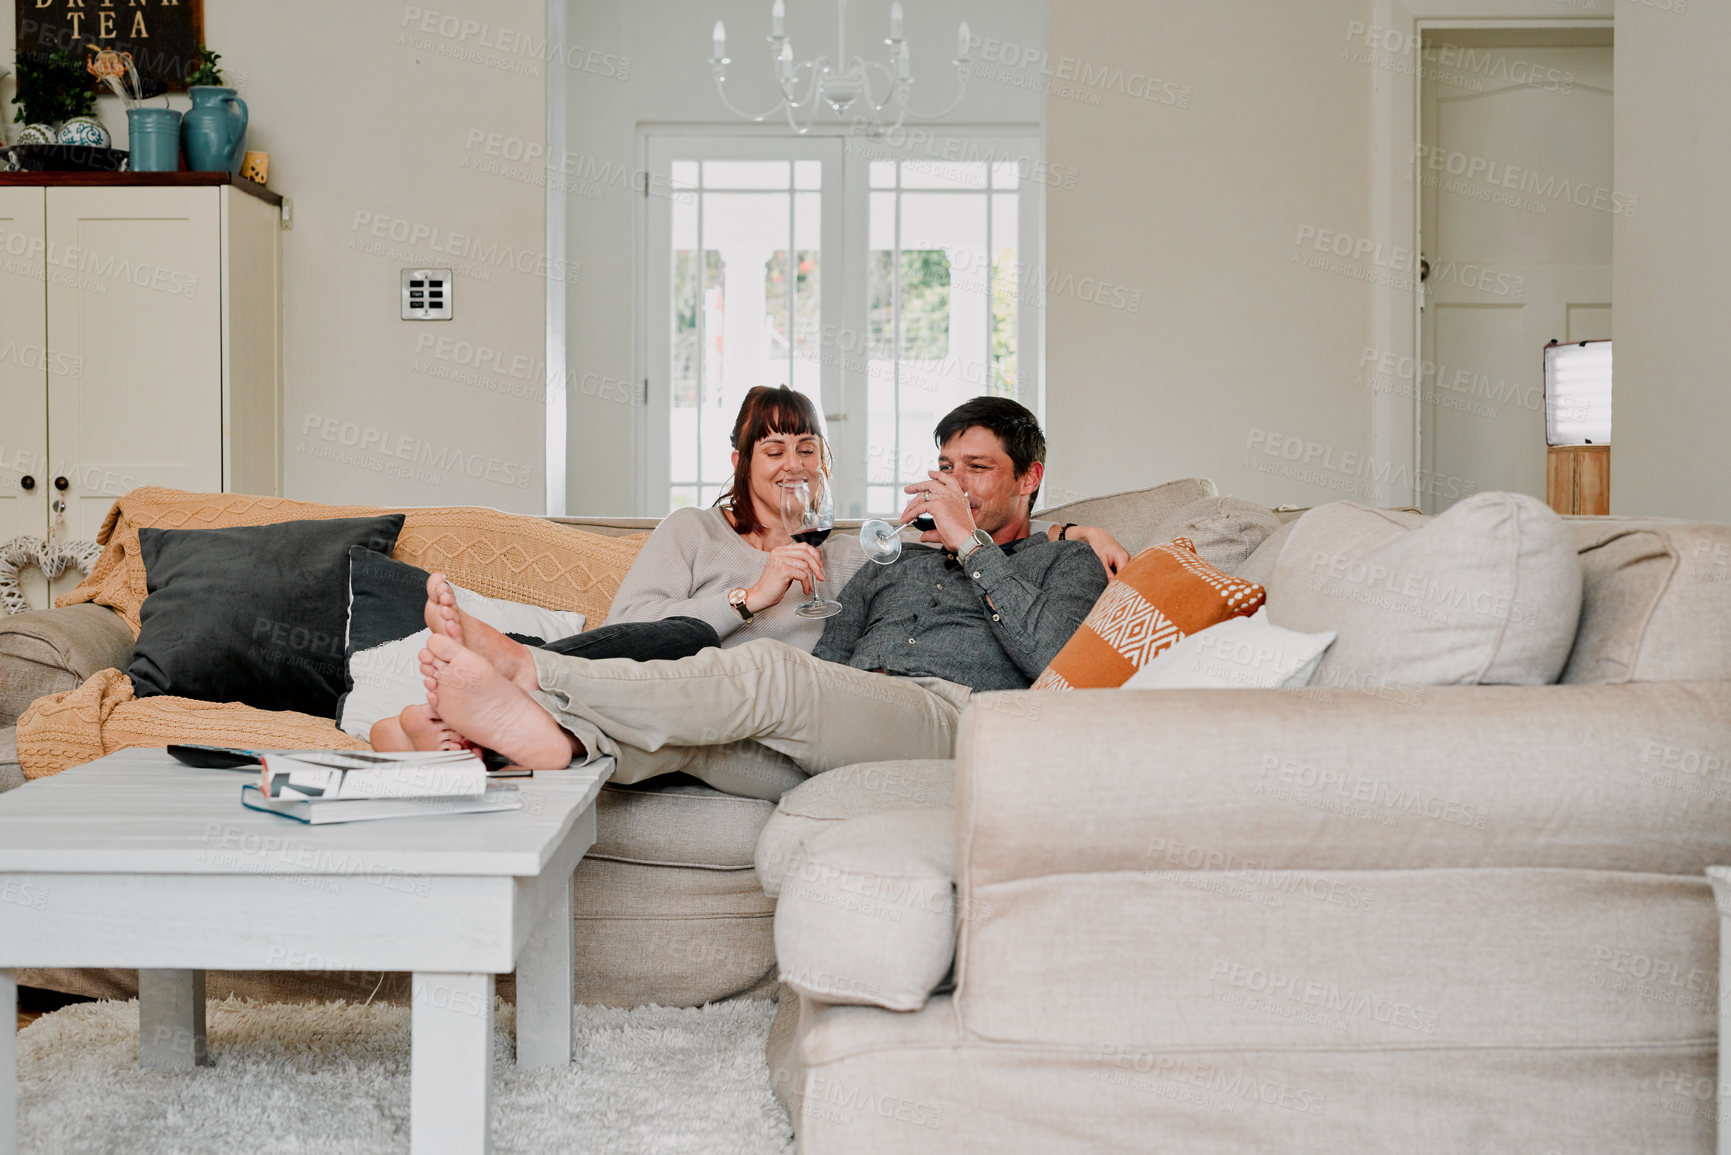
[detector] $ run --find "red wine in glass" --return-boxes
[792,528,832,548]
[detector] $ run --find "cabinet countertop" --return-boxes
[0,171,282,207]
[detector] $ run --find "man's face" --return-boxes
[937,425,1043,537]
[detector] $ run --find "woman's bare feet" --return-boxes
[418,631,583,770]
[370,715,412,752]
[424,573,540,693]
[369,706,474,753]
[398,703,475,751]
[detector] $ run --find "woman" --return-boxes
[374,385,1126,750]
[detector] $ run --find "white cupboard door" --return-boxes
[45,186,224,548]
[0,187,50,612]
[0,188,49,594]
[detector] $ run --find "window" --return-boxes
[645,134,1042,518]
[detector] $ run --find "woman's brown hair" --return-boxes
[718,385,830,538]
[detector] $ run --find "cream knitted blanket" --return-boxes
[19,488,648,779]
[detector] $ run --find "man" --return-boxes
[417,397,1109,777]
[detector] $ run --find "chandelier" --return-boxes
[710,0,972,136]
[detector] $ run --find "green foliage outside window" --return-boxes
[867,249,951,361]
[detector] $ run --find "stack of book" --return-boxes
[240,750,523,825]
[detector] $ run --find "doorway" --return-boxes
[1417,27,1614,513]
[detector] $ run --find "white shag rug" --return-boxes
[18,996,796,1155]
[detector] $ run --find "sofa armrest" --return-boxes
[957,683,1731,887]
[0,604,134,727]
[0,727,21,794]
[756,760,955,897]
[775,808,956,1012]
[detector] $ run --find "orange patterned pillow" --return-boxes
[1032,537,1265,690]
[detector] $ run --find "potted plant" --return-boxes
[186,46,224,88]
[10,49,97,145]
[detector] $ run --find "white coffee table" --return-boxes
[0,748,611,1155]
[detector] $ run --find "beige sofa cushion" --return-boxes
[0,603,134,727]
[784,992,1711,1155]
[776,808,956,1011]
[957,869,1712,1054]
[756,760,954,897]
[0,727,20,794]
[1267,494,1582,687]
[1562,517,1731,684]
[1151,495,1285,574]
[1235,518,1299,588]
[592,776,775,869]
[1034,478,1217,556]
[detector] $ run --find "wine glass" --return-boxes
[859,518,905,565]
[779,476,843,618]
[860,509,936,565]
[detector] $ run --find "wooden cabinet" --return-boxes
[0,174,281,606]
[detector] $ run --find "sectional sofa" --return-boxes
[4,480,1727,1155]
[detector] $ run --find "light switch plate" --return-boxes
[401,269,453,320]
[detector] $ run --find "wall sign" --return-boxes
[16,0,205,92]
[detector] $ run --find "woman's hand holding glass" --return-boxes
[744,541,826,613]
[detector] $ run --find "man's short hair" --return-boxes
[934,396,1047,509]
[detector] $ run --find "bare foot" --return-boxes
[424,572,540,694]
[398,703,475,752]
[370,716,412,752]
[418,632,583,770]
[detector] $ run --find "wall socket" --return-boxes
[401,269,453,320]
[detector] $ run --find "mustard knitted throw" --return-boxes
[20,488,649,779]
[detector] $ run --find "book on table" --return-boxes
[240,749,521,825]
[260,749,487,800]
[240,782,523,825]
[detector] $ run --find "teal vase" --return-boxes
[180,86,248,174]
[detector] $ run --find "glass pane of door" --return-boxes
[667,160,823,511]
[866,158,1019,516]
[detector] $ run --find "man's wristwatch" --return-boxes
[956,528,993,563]
[727,587,755,624]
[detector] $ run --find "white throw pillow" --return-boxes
[1122,609,1334,690]
[339,585,584,740]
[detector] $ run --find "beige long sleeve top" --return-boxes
[603,505,869,651]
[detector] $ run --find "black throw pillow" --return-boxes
[128,515,406,716]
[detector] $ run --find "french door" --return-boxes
[643,132,1042,518]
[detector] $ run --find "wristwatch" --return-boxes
[727,587,755,624]
[956,528,993,563]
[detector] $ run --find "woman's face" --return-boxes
[738,429,822,519]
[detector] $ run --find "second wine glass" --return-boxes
[779,476,843,618]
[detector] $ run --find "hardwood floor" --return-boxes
[16,986,96,1031]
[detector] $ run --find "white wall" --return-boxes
[1611,3,1731,520]
[561,0,1043,515]
[1042,0,1378,511]
[4,1,549,512]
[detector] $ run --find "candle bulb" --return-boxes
[713,20,727,60]
[771,0,785,39]
[956,21,971,61]
[889,1,904,41]
[779,39,794,81]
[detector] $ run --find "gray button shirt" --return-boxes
[813,535,1109,692]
